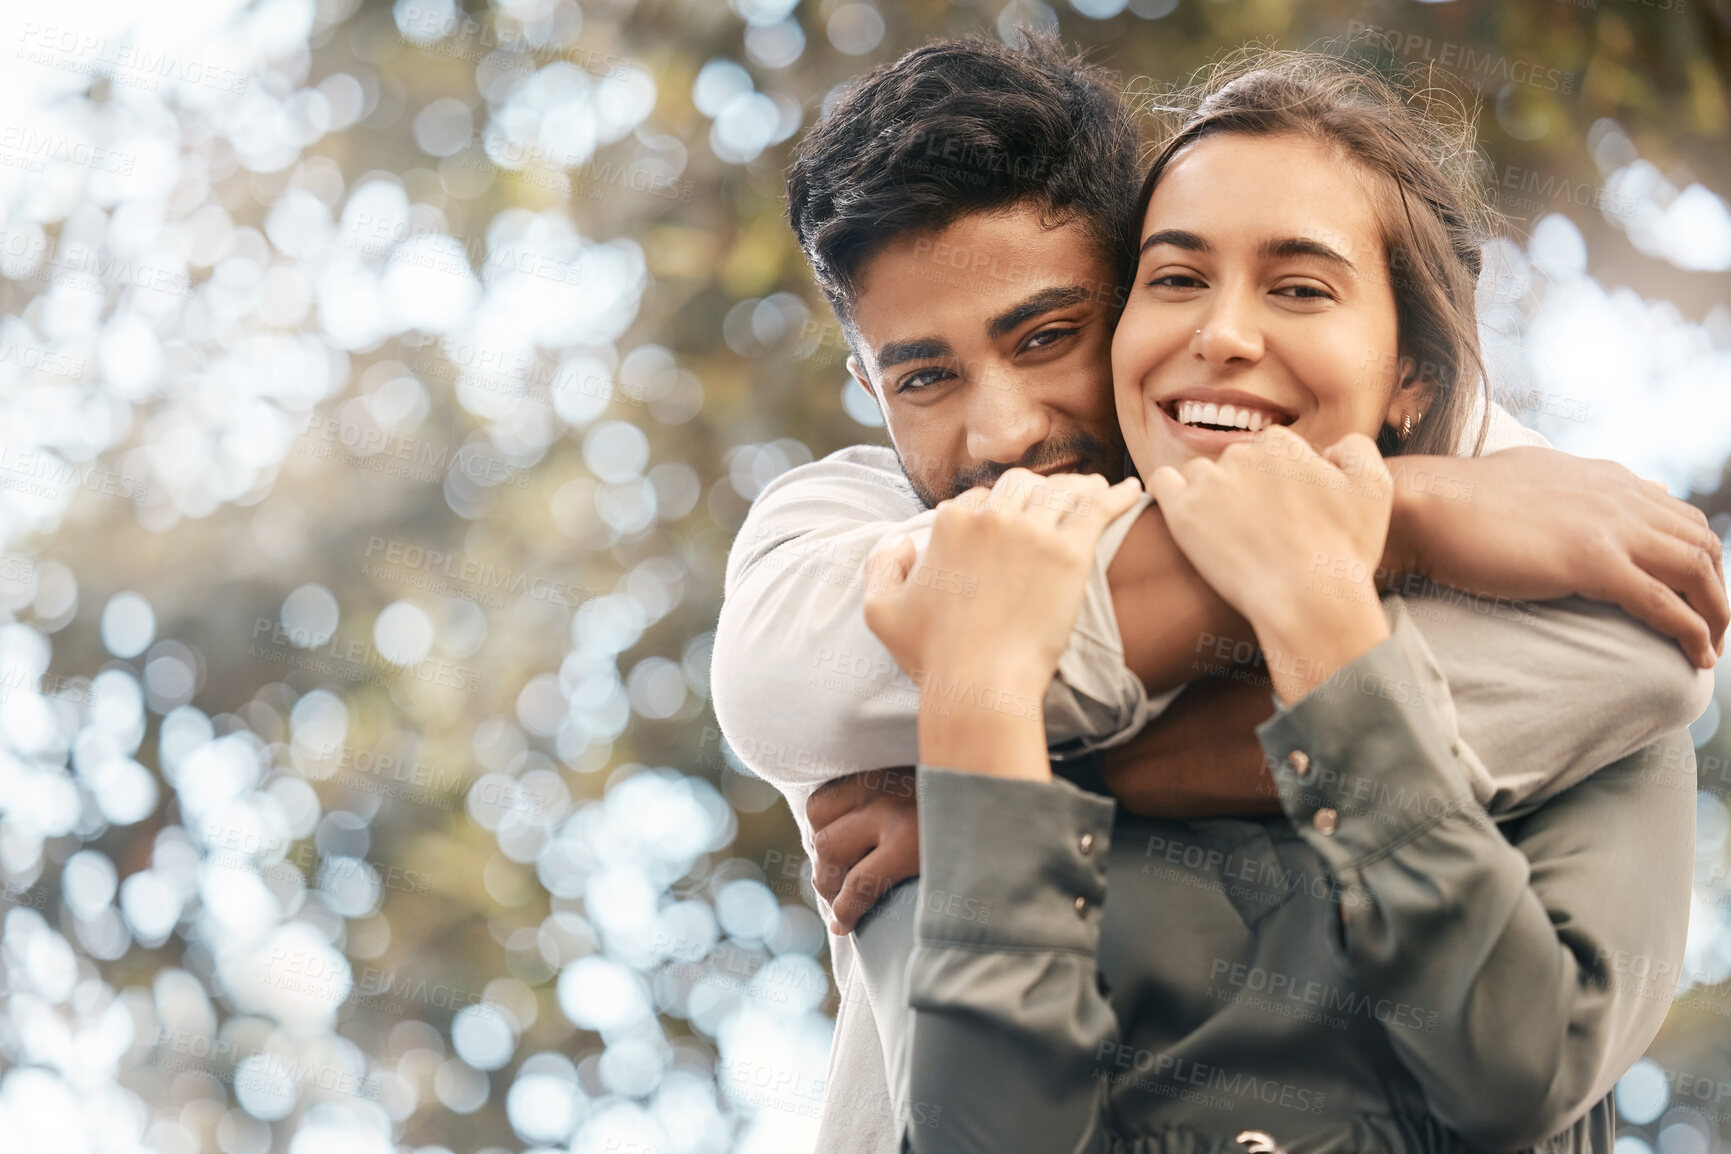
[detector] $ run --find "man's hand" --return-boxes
[1387,448,1728,668]
[807,768,921,936]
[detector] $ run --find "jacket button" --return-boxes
[1287,750,1311,776]
[1074,895,1087,917]
[1312,807,1339,836]
[1079,832,1095,855]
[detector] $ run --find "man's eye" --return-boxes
[1023,327,1077,351]
[896,367,953,393]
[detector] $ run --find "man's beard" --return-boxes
[897,429,1126,509]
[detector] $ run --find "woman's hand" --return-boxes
[864,469,1143,778]
[1149,428,1392,704]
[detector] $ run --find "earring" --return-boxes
[1399,412,1422,440]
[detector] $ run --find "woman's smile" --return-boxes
[1152,387,1299,453]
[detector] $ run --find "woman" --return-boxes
[860,52,1703,1152]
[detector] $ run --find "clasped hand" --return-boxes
[1149,428,1395,704]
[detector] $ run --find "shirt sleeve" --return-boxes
[897,766,1119,1154]
[710,451,1169,794]
[1259,636,1696,1149]
[1383,587,1712,813]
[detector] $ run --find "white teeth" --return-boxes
[1173,399,1283,431]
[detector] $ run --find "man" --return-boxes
[710,31,1725,1152]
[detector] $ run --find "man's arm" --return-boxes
[1384,448,1727,667]
[1108,447,1726,701]
[1101,446,1725,817]
[1098,674,1280,818]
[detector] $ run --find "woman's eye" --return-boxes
[1275,283,1335,301]
[1144,272,1203,289]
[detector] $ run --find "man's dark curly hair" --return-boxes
[785,30,1142,333]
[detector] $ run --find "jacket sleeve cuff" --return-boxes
[1255,633,1478,871]
[914,766,1116,954]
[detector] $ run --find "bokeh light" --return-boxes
[0,2,1722,1153]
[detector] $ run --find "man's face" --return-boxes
[845,205,1126,507]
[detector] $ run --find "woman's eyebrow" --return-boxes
[1258,236,1358,275]
[1138,228,1208,257]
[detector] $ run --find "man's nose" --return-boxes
[1195,287,1265,366]
[963,370,1052,466]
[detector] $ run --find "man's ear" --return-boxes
[846,353,883,413]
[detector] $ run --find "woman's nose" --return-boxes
[1193,292,1265,365]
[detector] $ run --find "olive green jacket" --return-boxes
[882,635,1695,1153]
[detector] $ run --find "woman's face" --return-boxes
[1112,131,1425,476]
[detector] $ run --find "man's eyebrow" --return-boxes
[1138,229,1209,257]
[985,285,1094,340]
[1259,236,1358,274]
[875,337,955,371]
